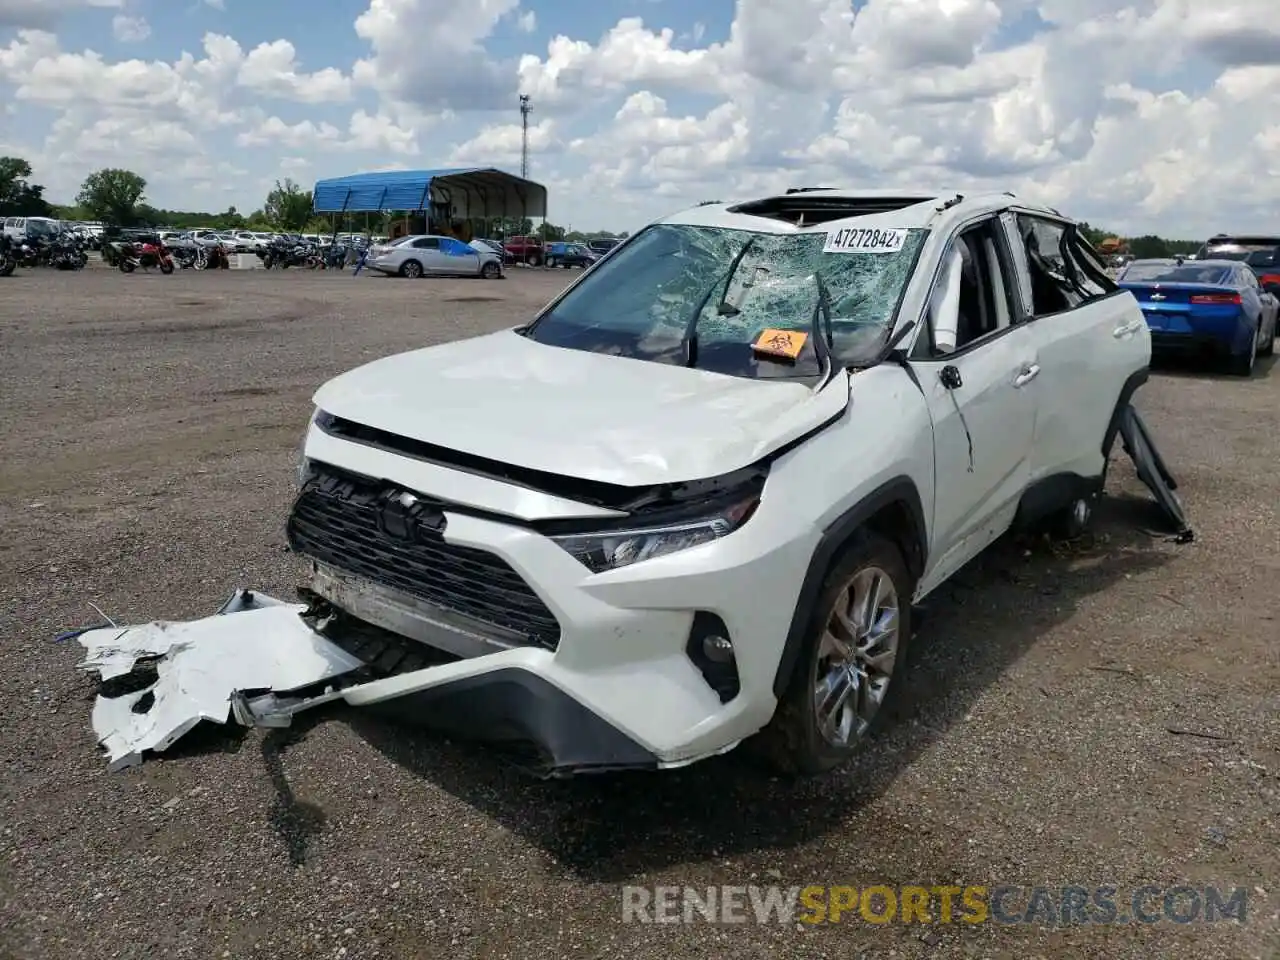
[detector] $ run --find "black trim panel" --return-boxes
[1101,367,1149,460]
[364,668,659,777]
[772,476,927,698]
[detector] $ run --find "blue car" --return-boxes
[1117,258,1278,376]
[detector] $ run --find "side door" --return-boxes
[1006,213,1149,489]
[910,214,1041,593]
[409,236,444,272]
[1238,266,1274,344]
[439,236,481,274]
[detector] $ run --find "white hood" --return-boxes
[312,330,850,486]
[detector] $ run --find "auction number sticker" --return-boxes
[824,227,907,254]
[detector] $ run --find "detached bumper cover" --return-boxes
[71,589,657,775]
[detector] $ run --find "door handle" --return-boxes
[1013,363,1040,388]
[1114,320,1143,338]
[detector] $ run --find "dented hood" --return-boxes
[312,330,850,486]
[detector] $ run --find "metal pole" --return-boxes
[519,94,531,179]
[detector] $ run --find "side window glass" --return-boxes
[413,237,440,249]
[1014,215,1083,316]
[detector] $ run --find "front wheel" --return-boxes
[754,531,911,776]
[159,260,174,275]
[119,261,135,273]
[480,261,501,279]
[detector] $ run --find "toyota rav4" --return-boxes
[280,189,1151,776]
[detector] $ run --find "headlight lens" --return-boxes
[550,495,758,573]
[297,408,317,486]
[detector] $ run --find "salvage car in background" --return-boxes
[363,235,504,279]
[1118,258,1277,375]
[543,241,599,269]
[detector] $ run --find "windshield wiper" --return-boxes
[683,238,756,367]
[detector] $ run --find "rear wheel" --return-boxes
[754,531,911,776]
[159,260,174,275]
[545,256,557,268]
[0,257,14,277]
[400,259,423,278]
[119,261,135,273]
[1046,493,1095,540]
[1260,316,1276,357]
[1229,323,1257,376]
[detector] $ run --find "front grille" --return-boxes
[287,464,561,650]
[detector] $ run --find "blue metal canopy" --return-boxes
[311,166,547,218]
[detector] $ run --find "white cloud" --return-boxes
[1,0,1279,236]
[203,0,225,8]
[110,14,149,42]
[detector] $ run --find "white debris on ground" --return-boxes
[74,590,363,771]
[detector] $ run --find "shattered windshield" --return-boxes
[524,223,928,378]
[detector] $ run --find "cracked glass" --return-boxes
[525,223,929,379]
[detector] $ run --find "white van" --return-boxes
[3,216,61,241]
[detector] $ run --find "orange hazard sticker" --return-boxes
[753,328,808,360]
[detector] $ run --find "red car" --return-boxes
[503,235,543,265]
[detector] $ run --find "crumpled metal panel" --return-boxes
[75,591,363,770]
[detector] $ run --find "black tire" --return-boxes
[527,253,541,267]
[159,261,174,275]
[400,259,423,278]
[1229,323,1257,376]
[753,530,913,776]
[480,261,501,279]
[1045,494,1095,540]
[119,261,135,273]
[1260,316,1276,357]
[0,258,15,277]
[545,256,557,268]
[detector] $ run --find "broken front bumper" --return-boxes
[75,589,660,775]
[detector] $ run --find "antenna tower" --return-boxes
[519,94,531,178]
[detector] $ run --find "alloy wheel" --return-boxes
[812,565,900,747]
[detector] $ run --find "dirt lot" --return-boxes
[1,268,1277,960]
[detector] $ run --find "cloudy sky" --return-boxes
[0,0,1277,237]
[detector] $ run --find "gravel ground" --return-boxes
[1,268,1277,960]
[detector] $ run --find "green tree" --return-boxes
[76,168,147,225]
[262,178,313,231]
[0,156,54,217]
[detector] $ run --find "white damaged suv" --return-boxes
[286,189,1151,776]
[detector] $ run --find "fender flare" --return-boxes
[772,475,928,698]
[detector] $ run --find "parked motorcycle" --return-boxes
[0,234,17,277]
[119,234,175,274]
[16,237,48,268]
[259,236,316,269]
[49,232,88,270]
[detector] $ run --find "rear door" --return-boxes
[1006,213,1149,486]
[409,236,444,271]
[438,236,481,274]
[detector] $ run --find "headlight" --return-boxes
[550,494,759,573]
[297,408,317,486]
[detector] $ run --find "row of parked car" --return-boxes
[1115,234,1280,376]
